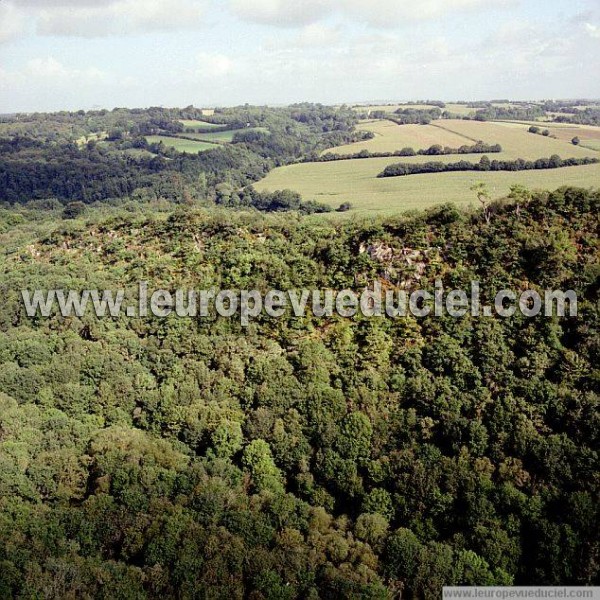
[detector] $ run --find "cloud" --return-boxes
[585,23,600,39]
[15,0,115,5]
[293,24,342,47]
[0,57,108,89]
[341,0,498,27]
[0,2,27,43]
[230,0,511,28]
[36,0,206,37]
[195,52,234,77]
[0,56,135,112]
[263,24,342,51]
[230,0,331,27]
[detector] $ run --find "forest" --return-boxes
[0,105,366,206]
[0,100,598,598]
[0,186,598,598]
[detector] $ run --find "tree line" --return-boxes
[378,155,599,178]
[314,142,503,163]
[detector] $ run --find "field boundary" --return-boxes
[431,122,480,143]
[174,133,226,146]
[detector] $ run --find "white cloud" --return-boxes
[294,24,342,47]
[0,2,27,43]
[585,23,600,39]
[230,0,330,27]
[195,52,234,77]
[230,0,512,28]
[263,24,342,50]
[36,0,206,37]
[341,0,497,27]
[16,0,116,5]
[0,57,109,88]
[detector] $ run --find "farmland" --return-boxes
[323,118,597,160]
[146,135,218,153]
[493,120,600,150]
[179,119,224,131]
[255,158,600,216]
[325,120,470,154]
[430,120,596,159]
[444,103,477,116]
[180,126,269,144]
[256,117,600,215]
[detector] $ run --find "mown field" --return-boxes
[179,119,223,131]
[178,127,270,143]
[324,118,596,159]
[424,120,596,159]
[256,118,600,215]
[146,135,218,153]
[444,103,477,116]
[256,159,600,216]
[325,120,470,154]
[493,120,600,149]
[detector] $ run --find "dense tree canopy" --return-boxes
[0,186,597,597]
[0,104,365,207]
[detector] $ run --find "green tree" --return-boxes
[242,439,284,494]
[62,201,87,219]
[470,182,492,223]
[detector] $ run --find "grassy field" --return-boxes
[256,118,600,216]
[179,119,223,131]
[492,120,600,149]
[255,158,600,216]
[146,136,218,153]
[444,104,477,116]
[581,140,600,151]
[325,120,471,155]
[179,127,269,143]
[432,120,596,159]
[323,118,598,159]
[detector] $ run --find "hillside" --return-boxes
[256,117,600,214]
[0,187,598,598]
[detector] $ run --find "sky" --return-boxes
[0,0,599,112]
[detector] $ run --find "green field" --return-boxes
[256,118,600,216]
[581,140,600,151]
[324,118,596,160]
[432,120,595,159]
[326,120,471,155]
[179,119,223,131]
[256,159,600,216]
[179,127,269,143]
[146,135,218,153]
[444,103,477,116]
[492,120,600,148]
